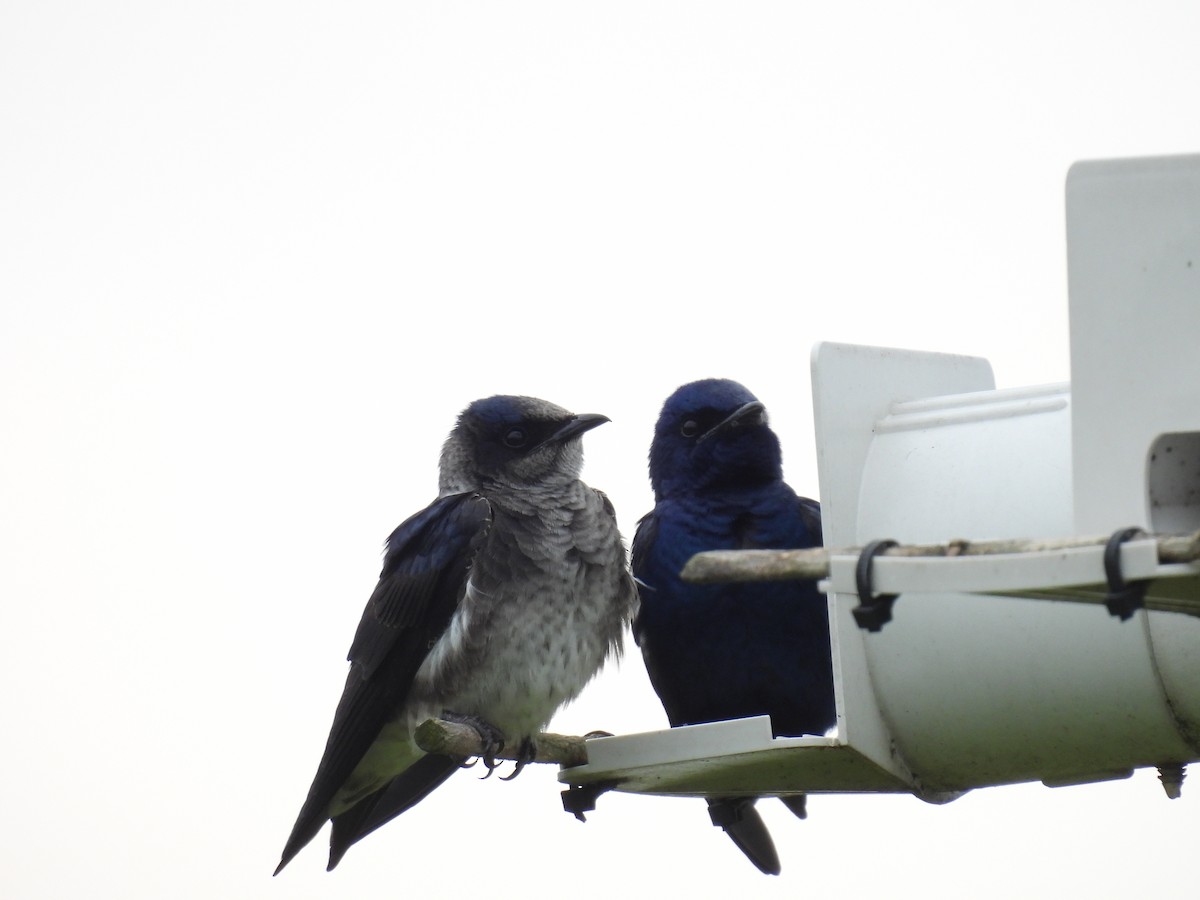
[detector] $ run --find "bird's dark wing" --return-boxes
[276,493,492,874]
[796,495,823,547]
[345,494,491,680]
[326,752,463,870]
[629,510,659,647]
[630,505,699,723]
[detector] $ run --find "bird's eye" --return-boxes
[503,427,527,448]
[680,419,700,438]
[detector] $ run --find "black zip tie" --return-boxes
[853,539,900,632]
[1103,526,1150,621]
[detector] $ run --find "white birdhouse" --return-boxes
[560,153,1200,809]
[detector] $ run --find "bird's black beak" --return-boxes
[541,413,611,447]
[698,401,766,443]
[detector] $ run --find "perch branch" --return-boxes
[414,718,591,768]
[680,529,1200,584]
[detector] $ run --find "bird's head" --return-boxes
[439,395,609,494]
[648,378,783,499]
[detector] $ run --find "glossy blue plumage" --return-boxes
[632,379,835,874]
[634,486,832,735]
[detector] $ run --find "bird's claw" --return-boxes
[499,737,537,781]
[440,711,507,778]
[480,747,501,779]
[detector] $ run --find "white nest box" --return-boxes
[561,154,1200,805]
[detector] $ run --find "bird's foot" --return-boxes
[499,736,537,781]
[440,711,507,778]
[780,794,808,820]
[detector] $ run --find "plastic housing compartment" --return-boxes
[560,155,1200,802]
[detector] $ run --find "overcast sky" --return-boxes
[3,3,1200,898]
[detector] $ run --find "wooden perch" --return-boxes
[681,529,1200,584]
[414,718,591,768]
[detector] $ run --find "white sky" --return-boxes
[3,2,1199,898]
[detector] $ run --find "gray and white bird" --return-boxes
[275,395,637,873]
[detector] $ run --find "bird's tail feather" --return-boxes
[707,797,781,876]
[327,753,463,870]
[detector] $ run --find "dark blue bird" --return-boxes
[632,378,835,875]
[276,395,636,874]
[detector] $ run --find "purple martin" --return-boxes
[632,379,835,875]
[275,395,637,873]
